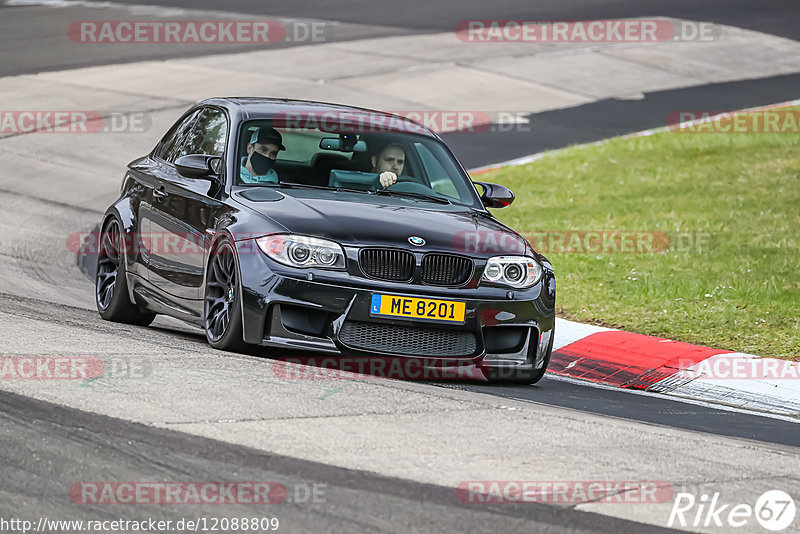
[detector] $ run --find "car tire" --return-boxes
[203,236,248,352]
[486,327,554,385]
[95,217,156,326]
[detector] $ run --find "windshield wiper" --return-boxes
[374,189,451,204]
[261,182,451,204]
[266,182,370,194]
[275,181,330,190]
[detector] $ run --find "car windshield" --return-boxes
[235,118,481,208]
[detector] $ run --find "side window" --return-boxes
[156,110,200,162]
[179,108,228,158]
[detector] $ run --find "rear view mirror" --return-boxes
[474,181,515,208]
[320,137,367,152]
[175,154,222,180]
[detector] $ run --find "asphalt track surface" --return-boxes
[446,73,800,168]
[441,378,800,448]
[1,1,800,532]
[6,0,800,73]
[3,0,800,168]
[0,389,680,534]
[3,0,800,76]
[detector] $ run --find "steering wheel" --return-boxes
[373,174,435,195]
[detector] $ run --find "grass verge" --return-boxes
[486,110,800,359]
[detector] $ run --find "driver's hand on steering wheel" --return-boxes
[379,171,397,188]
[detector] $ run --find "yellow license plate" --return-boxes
[370,294,466,323]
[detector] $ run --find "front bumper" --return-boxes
[236,243,555,375]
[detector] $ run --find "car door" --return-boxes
[146,106,228,301]
[128,108,201,281]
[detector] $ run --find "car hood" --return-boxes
[233,190,530,257]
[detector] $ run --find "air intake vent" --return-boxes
[340,321,477,357]
[421,254,473,285]
[359,249,414,281]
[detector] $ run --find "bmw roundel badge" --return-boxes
[408,236,426,246]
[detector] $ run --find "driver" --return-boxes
[241,127,285,184]
[371,143,405,189]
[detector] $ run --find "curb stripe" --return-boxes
[551,324,799,416]
[549,331,731,388]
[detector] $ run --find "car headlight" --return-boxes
[481,256,542,288]
[256,234,346,269]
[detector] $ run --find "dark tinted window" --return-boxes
[180,107,228,158]
[236,119,481,208]
[156,110,200,162]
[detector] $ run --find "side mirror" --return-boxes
[474,181,515,208]
[175,154,222,180]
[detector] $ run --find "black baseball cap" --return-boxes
[249,127,286,150]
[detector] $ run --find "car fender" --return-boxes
[102,199,140,305]
[203,226,266,345]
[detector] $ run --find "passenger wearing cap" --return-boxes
[240,127,285,184]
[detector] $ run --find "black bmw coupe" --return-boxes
[96,98,555,383]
